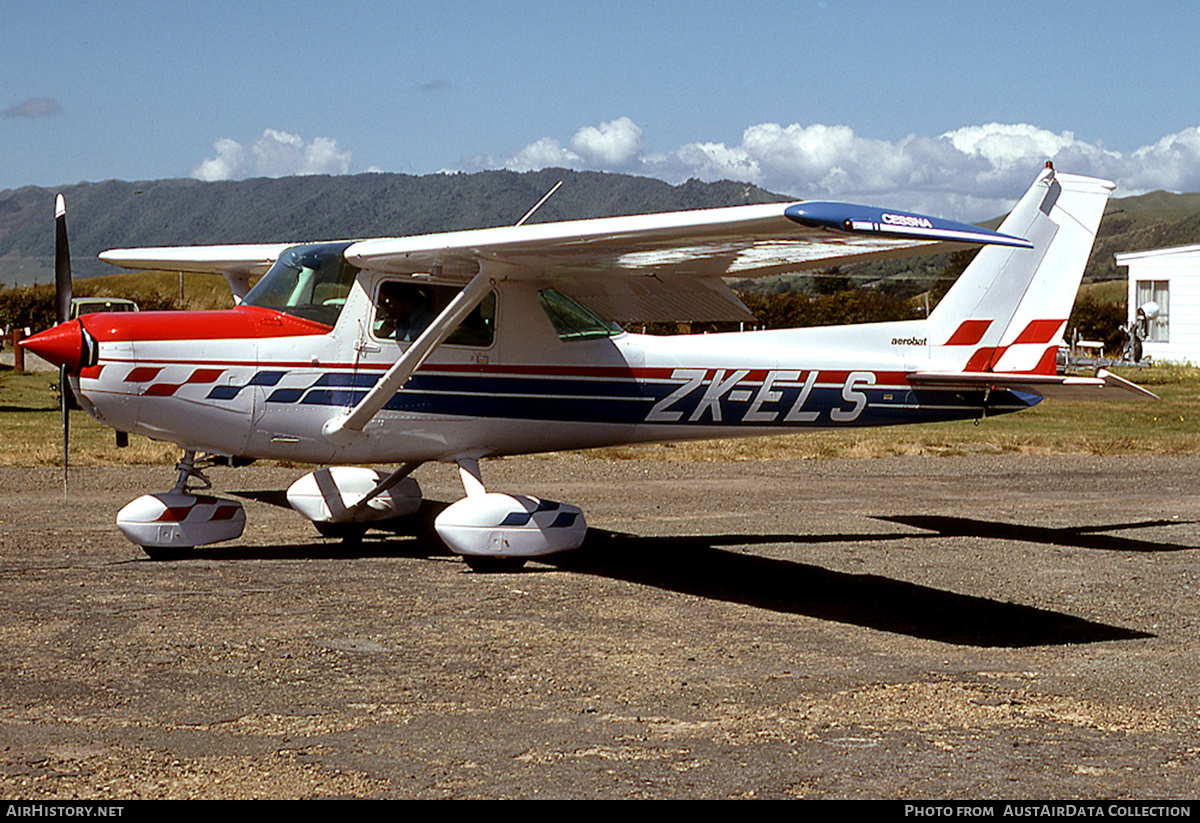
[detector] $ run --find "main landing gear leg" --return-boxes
[456,460,526,573]
[312,462,423,547]
[433,458,588,573]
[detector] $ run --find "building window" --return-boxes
[1135,280,1169,342]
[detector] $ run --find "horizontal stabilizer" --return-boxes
[909,368,1159,401]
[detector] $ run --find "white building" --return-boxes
[1115,243,1200,364]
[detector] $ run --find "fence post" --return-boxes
[11,328,24,372]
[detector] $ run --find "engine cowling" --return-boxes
[116,492,246,548]
[434,493,586,557]
[286,467,422,523]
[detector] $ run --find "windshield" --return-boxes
[241,242,359,327]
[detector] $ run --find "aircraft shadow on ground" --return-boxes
[876,515,1198,553]
[550,530,1151,648]
[204,492,1160,647]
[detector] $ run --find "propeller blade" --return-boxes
[54,193,73,325]
[55,194,74,499]
[60,363,70,499]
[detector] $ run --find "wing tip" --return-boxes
[784,202,1032,249]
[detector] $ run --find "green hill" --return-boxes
[3,170,1199,296]
[0,171,785,286]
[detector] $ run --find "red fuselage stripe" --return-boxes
[83,306,331,342]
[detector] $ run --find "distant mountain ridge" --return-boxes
[1,169,1198,289]
[0,170,786,285]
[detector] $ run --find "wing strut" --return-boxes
[322,270,494,444]
[342,460,424,519]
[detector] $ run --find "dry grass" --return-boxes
[2,363,1198,467]
[81,270,241,311]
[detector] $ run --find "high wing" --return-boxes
[100,201,1030,322]
[99,243,293,301]
[344,202,1031,322]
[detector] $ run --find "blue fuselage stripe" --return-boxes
[242,370,1034,427]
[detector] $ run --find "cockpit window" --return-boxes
[241,242,359,327]
[372,282,496,347]
[536,288,622,341]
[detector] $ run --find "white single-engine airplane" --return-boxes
[22,166,1155,569]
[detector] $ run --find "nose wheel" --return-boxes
[142,546,195,561]
[117,451,247,556]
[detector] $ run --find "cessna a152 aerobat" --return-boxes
[22,165,1155,569]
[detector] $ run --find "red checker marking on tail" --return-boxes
[1012,319,1066,345]
[963,319,1068,375]
[964,347,1000,372]
[943,319,993,346]
[1029,346,1059,376]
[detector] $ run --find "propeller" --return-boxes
[55,194,72,324]
[54,194,72,499]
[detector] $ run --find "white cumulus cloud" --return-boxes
[493,118,1200,221]
[190,138,246,182]
[942,123,1085,170]
[190,129,353,181]
[570,116,644,168]
[1122,127,1200,192]
[505,137,580,172]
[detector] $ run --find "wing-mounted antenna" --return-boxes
[514,180,563,227]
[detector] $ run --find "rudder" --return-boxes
[927,167,1115,374]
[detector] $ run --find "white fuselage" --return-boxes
[72,273,1029,466]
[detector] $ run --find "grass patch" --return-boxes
[0,367,178,466]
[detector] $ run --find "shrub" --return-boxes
[1069,294,1126,353]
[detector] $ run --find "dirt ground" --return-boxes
[1,454,1198,799]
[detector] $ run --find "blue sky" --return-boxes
[4,0,1199,219]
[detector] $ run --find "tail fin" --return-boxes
[927,167,1114,375]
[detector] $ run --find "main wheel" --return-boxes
[462,555,528,573]
[314,521,368,547]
